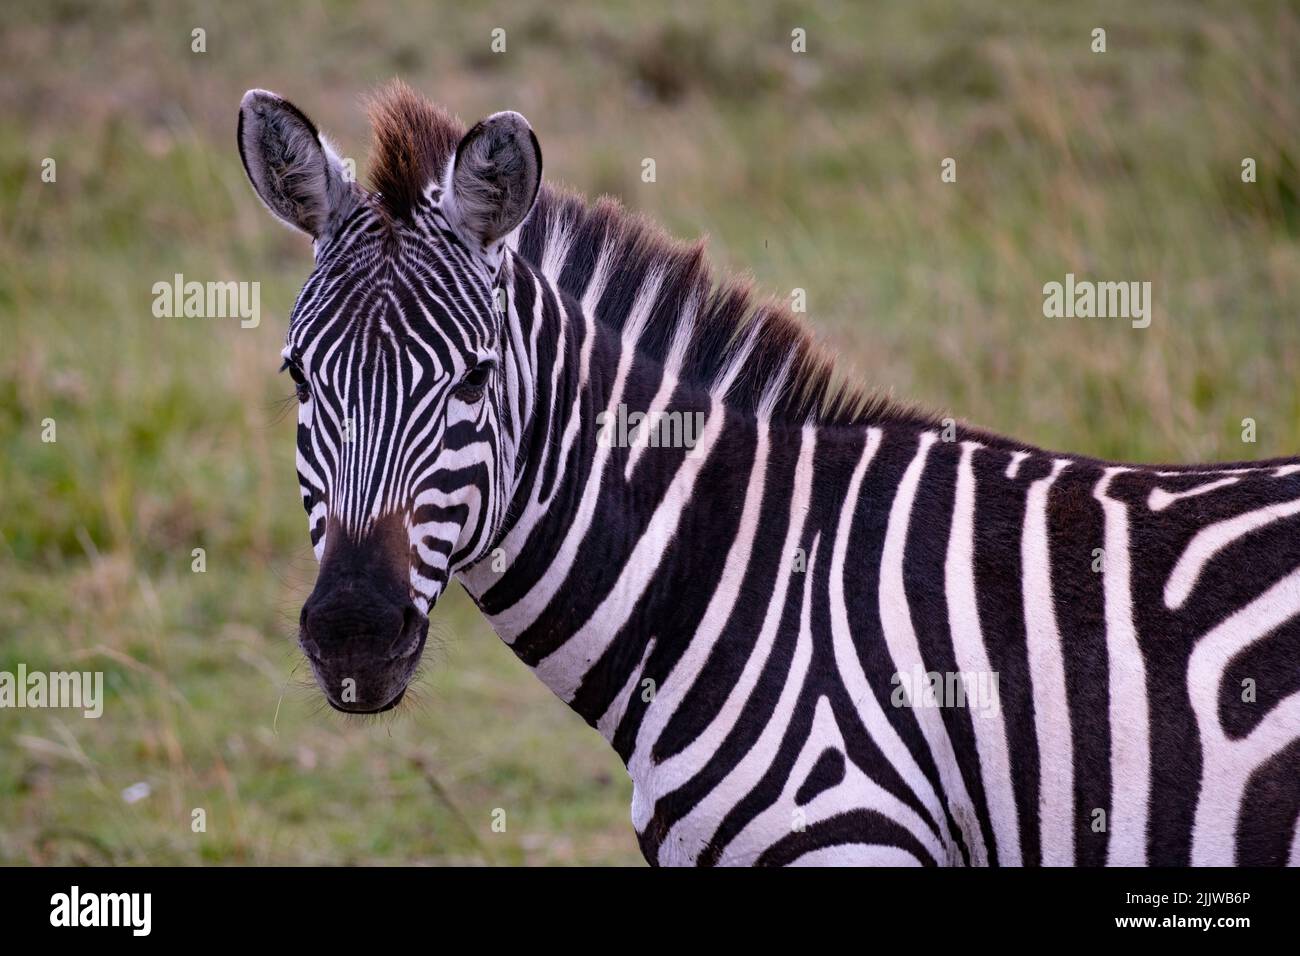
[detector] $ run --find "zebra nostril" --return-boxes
[400,603,424,641]
[299,633,321,659]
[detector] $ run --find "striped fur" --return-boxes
[241,84,1300,864]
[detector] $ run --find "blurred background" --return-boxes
[1,1,1297,865]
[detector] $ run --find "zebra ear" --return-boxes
[445,111,542,255]
[238,89,358,240]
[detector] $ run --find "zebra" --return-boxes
[237,81,1300,867]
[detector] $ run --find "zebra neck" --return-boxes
[461,260,788,743]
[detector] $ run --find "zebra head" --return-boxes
[238,88,541,713]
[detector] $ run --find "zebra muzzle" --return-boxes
[298,588,428,714]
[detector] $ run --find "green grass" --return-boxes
[1,0,1297,864]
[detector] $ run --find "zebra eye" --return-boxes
[453,362,492,403]
[281,358,310,403]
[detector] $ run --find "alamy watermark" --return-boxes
[890,669,1001,718]
[0,664,103,718]
[596,403,706,449]
[152,273,260,328]
[50,886,150,936]
[1042,273,1152,329]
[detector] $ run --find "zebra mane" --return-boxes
[517,188,947,428]
[366,81,941,429]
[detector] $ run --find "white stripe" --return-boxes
[596,638,656,742]
[1023,457,1074,865]
[579,236,617,316]
[1095,468,1150,866]
[1188,565,1300,865]
[636,428,817,840]
[1165,498,1300,610]
[538,210,575,283]
[627,421,770,826]
[483,295,600,639]
[471,278,571,574]
[623,268,675,482]
[1005,451,1029,479]
[879,430,987,865]
[666,532,821,864]
[789,845,924,866]
[1147,476,1239,511]
[828,428,952,860]
[946,441,1021,865]
[534,400,727,701]
[721,695,945,866]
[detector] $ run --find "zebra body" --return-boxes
[464,250,1300,866]
[238,83,1300,866]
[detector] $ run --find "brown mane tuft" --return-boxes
[365,79,464,219]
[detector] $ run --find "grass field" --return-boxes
[1,1,1297,865]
